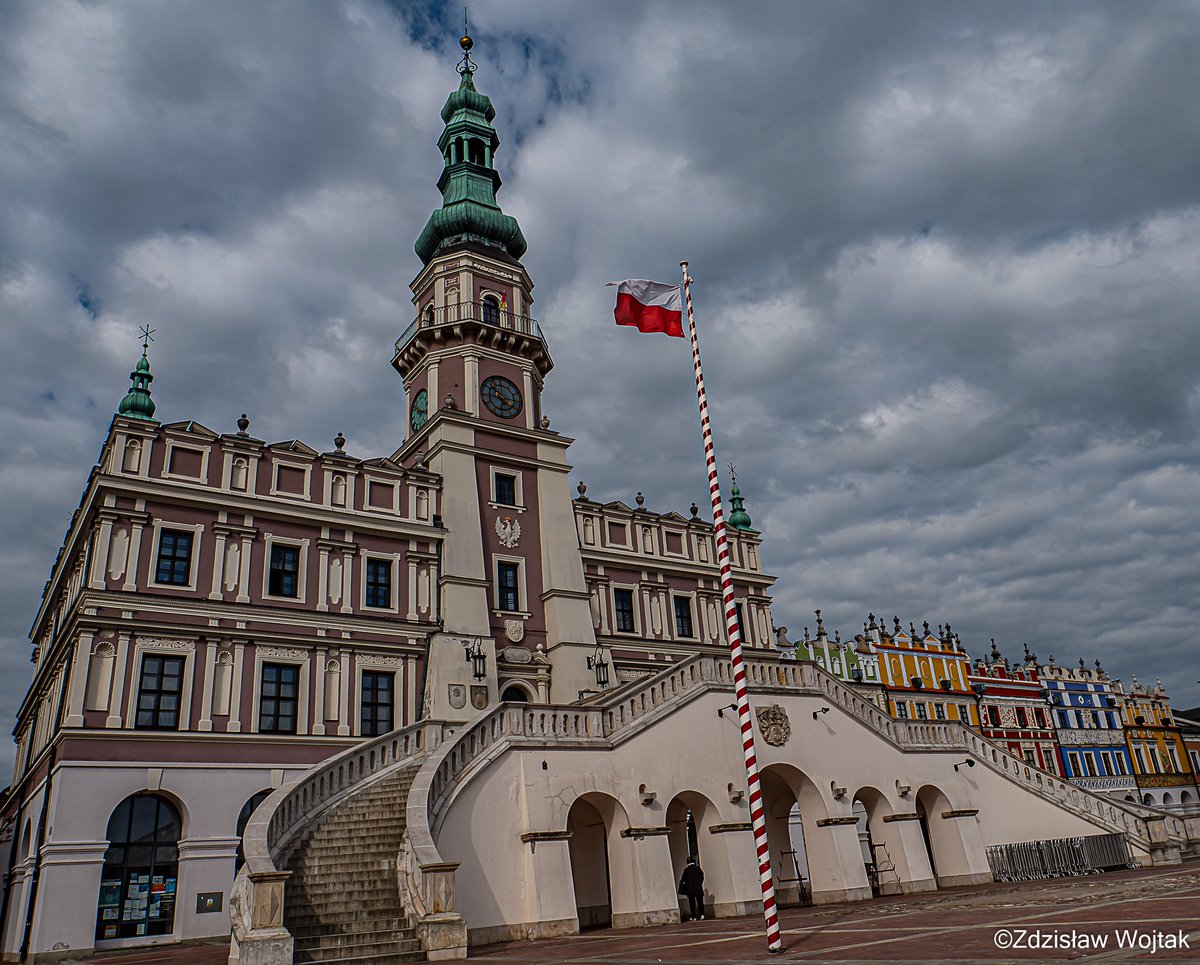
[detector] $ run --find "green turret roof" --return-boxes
[415,64,527,265]
[728,482,753,530]
[117,350,157,421]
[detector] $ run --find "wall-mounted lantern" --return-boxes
[463,637,487,681]
[587,642,610,688]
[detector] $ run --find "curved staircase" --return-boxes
[282,765,424,965]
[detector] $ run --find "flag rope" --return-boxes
[679,261,783,953]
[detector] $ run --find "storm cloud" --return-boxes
[2,0,1198,771]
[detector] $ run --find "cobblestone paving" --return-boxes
[53,865,1199,964]
[473,865,1200,964]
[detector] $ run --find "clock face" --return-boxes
[410,389,428,432]
[481,376,522,419]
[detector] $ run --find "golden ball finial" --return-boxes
[460,34,473,51]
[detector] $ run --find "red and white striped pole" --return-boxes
[680,261,782,953]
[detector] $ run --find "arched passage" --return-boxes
[915,784,972,887]
[853,786,932,896]
[665,790,733,919]
[760,763,867,904]
[95,793,181,942]
[565,793,643,931]
[235,790,272,870]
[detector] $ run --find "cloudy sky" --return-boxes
[2,0,1199,769]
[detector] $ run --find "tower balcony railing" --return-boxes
[395,299,545,354]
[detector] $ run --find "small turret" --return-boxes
[117,328,157,422]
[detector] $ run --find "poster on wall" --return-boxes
[103,925,117,940]
[98,880,121,907]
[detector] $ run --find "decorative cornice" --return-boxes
[256,645,309,660]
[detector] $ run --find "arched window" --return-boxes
[481,295,500,326]
[235,790,272,870]
[468,137,485,165]
[501,685,530,703]
[95,794,181,941]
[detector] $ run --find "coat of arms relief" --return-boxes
[755,704,791,746]
[495,515,521,548]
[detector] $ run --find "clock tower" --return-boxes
[393,38,598,719]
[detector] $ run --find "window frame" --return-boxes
[258,662,301,735]
[612,587,636,633]
[134,654,186,731]
[495,558,522,613]
[673,595,694,639]
[359,669,395,738]
[364,556,395,610]
[491,470,520,508]
[149,521,203,592]
[154,528,194,587]
[264,539,306,602]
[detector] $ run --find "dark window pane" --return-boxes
[494,474,516,506]
[155,530,193,585]
[134,655,185,731]
[497,562,519,612]
[269,545,300,597]
[614,589,634,632]
[366,558,392,608]
[673,597,693,637]
[259,663,299,734]
[361,671,395,737]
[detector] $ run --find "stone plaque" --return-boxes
[470,685,488,711]
[448,684,467,709]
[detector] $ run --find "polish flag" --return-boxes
[607,279,685,338]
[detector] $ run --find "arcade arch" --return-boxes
[665,790,733,919]
[565,793,639,931]
[914,784,971,886]
[95,793,181,942]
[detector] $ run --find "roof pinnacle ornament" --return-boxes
[117,325,158,422]
[458,10,477,75]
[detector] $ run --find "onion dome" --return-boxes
[415,48,527,265]
[117,351,157,421]
[728,482,753,530]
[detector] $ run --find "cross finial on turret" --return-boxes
[458,8,476,74]
[727,462,737,484]
[139,324,156,356]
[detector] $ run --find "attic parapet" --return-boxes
[571,491,767,576]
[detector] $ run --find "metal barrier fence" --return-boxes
[986,832,1136,881]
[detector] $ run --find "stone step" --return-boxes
[286,907,407,926]
[288,917,410,938]
[297,928,419,950]
[295,936,424,959]
[294,950,426,965]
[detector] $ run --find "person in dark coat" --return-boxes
[679,855,705,921]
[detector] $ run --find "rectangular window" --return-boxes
[896,702,909,720]
[360,671,394,737]
[269,544,300,598]
[735,603,746,641]
[1023,748,1036,765]
[259,663,299,734]
[988,706,1000,727]
[365,558,392,608]
[1057,711,1069,729]
[915,703,928,720]
[135,655,184,730]
[613,588,635,632]
[155,530,193,585]
[673,597,693,638]
[934,703,945,720]
[1016,707,1028,728]
[957,703,968,721]
[494,473,517,506]
[497,561,520,612]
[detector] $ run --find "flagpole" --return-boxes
[680,261,782,954]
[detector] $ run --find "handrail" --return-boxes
[230,719,453,961]
[394,300,545,355]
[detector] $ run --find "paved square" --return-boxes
[56,865,1198,964]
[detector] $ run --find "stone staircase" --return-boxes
[281,764,426,965]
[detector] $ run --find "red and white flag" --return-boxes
[607,279,684,338]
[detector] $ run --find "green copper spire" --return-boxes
[117,326,157,421]
[414,35,527,265]
[727,464,753,530]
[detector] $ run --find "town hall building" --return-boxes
[2,38,1197,965]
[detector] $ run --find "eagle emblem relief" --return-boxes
[755,704,791,746]
[496,515,521,548]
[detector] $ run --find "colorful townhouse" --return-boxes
[868,616,979,727]
[1040,657,1136,797]
[1116,676,1198,810]
[968,642,1062,776]
[779,612,887,711]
